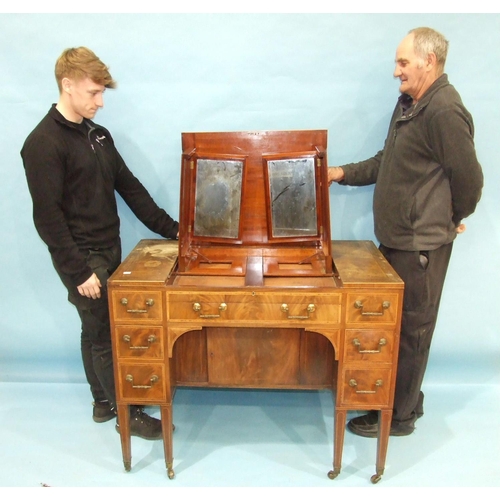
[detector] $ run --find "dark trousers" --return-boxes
[379,242,453,426]
[54,243,121,407]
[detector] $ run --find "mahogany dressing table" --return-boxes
[108,130,403,483]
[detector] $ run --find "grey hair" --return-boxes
[409,27,449,73]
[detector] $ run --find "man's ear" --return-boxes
[426,52,437,72]
[61,77,72,94]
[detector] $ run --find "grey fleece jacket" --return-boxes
[340,74,483,251]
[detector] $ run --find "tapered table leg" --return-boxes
[328,408,347,479]
[117,404,131,471]
[161,404,174,479]
[371,409,392,484]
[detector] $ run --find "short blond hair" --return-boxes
[55,47,117,92]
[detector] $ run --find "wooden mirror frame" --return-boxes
[177,130,332,276]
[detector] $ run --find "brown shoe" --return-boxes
[92,400,116,423]
[115,407,162,440]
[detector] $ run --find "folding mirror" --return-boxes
[193,158,244,239]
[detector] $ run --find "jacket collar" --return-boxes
[48,103,99,132]
[397,73,449,118]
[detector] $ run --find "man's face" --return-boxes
[393,34,429,101]
[63,76,105,122]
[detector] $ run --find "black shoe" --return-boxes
[115,407,163,441]
[92,400,116,423]
[347,411,415,438]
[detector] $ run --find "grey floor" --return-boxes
[1,380,499,494]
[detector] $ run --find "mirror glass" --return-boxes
[268,157,318,237]
[193,158,243,238]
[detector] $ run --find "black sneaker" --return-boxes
[92,400,116,423]
[115,407,162,440]
[347,411,415,438]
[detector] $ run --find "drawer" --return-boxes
[167,292,341,324]
[339,368,392,406]
[343,329,394,363]
[111,290,163,323]
[114,326,164,360]
[345,292,400,326]
[117,363,166,402]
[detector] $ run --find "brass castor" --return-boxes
[327,468,340,480]
[167,468,175,479]
[124,461,131,472]
[370,473,382,484]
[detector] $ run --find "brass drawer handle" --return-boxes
[349,378,383,394]
[122,334,156,350]
[120,297,155,314]
[192,302,227,318]
[281,303,316,319]
[353,337,387,353]
[125,374,159,389]
[354,300,390,316]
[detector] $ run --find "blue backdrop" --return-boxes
[1,13,498,387]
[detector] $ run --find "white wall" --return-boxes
[1,13,498,386]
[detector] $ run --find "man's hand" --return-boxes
[328,167,345,186]
[77,273,102,299]
[456,223,466,234]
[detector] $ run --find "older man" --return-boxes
[328,27,483,437]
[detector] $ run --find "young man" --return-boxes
[328,27,483,437]
[21,47,179,440]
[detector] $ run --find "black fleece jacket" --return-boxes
[340,74,483,251]
[21,105,179,287]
